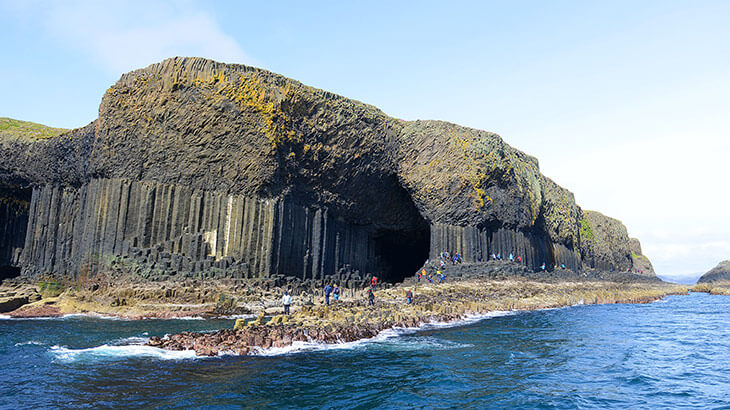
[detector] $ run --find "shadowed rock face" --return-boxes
[630,238,655,275]
[0,57,653,282]
[579,210,633,272]
[697,260,730,284]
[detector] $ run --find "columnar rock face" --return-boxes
[697,260,730,284]
[579,211,633,272]
[0,57,654,282]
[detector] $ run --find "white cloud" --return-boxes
[538,131,730,278]
[27,0,250,74]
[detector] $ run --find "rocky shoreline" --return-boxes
[145,273,687,356]
[0,262,691,356]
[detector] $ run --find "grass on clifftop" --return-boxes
[0,117,68,141]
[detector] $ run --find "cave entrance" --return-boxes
[373,225,430,283]
[0,184,31,281]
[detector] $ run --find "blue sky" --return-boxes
[2,0,729,281]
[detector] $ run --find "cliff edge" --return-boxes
[0,57,656,284]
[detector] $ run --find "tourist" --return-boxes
[516,255,522,263]
[491,253,496,260]
[439,271,446,283]
[540,262,546,271]
[282,290,292,315]
[367,288,375,306]
[371,276,378,291]
[497,252,501,260]
[333,284,340,302]
[509,253,513,261]
[324,283,333,305]
[406,289,413,304]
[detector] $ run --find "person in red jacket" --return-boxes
[371,276,378,291]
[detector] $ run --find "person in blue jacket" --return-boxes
[324,284,333,305]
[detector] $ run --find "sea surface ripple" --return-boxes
[1,292,728,409]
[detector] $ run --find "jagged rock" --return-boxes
[697,260,730,284]
[0,283,40,312]
[629,238,654,275]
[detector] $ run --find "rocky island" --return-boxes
[0,57,686,354]
[693,260,730,295]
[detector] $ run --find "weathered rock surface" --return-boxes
[0,57,654,282]
[0,282,40,312]
[697,260,730,284]
[148,275,681,356]
[578,210,633,272]
[630,238,655,275]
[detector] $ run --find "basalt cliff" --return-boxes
[0,57,655,285]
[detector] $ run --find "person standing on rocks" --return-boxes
[371,276,378,291]
[405,289,413,304]
[333,284,340,302]
[367,288,375,306]
[324,283,333,306]
[282,290,292,315]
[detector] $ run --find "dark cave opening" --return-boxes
[0,266,21,281]
[0,184,31,281]
[373,226,430,283]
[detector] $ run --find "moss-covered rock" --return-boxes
[0,57,652,281]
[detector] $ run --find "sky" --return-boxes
[1,0,728,282]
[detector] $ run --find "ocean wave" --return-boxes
[0,314,10,319]
[110,336,150,345]
[14,340,45,346]
[62,313,129,320]
[217,314,255,320]
[49,344,198,362]
[249,310,512,357]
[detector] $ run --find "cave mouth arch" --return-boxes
[373,226,430,283]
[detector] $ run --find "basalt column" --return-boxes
[429,223,581,271]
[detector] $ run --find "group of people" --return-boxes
[323,283,342,305]
[417,267,446,284]
[280,273,418,314]
[440,251,462,265]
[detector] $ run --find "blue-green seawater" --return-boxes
[1,292,728,409]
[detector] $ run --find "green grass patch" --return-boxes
[579,216,594,242]
[39,281,65,298]
[0,117,68,141]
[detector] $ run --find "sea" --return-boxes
[1,292,728,409]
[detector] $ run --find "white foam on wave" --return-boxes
[218,314,255,320]
[49,344,198,362]
[63,313,129,320]
[250,310,513,357]
[111,336,149,345]
[14,340,45,346]
[0,314,10,319]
